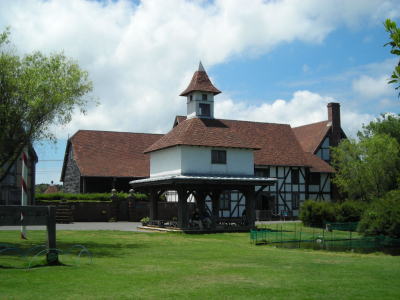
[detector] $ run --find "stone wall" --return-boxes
[62,147,81,193]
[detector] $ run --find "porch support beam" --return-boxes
[149,189,158,220]
[177,188,189,228]
[243,187,256,227]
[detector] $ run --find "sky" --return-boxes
[1,0,399,184]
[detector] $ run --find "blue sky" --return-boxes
[0,0,399,184]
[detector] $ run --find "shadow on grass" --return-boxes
[1,241,148,259]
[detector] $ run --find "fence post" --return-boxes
[46,206,58,265]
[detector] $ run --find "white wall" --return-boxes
[150,146,182,177]
[181,146,254,176]
[150,145,254,177]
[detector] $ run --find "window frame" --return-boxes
[255,168,270,178]
[309,172,321,185]
[291,169,300,184]
[211,149,227,164]
[199,103,210,117]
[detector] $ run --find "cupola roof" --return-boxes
[180,62,221,96]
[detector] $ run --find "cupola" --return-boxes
[180,62,221,119]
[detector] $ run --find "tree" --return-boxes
[331,134,400,201]
[384,19,400,96]
[358,113,400,144]
[0,29,93,182]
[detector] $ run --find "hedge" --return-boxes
[299,200,367,227]
[36,192,148,202]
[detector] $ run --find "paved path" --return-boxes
[0,222,144,232]
[0,220,300,232]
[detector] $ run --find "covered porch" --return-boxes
[130,175,276,232]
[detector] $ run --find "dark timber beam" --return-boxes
[149,189,158,220]
[211,189,221,227]
[243,187,256,228]
[177,188,189,228]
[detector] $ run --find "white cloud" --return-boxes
[0,0,397,139]
[352,75,393,99]
[216,90,373,137]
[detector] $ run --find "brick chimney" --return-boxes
[327,102,341,147]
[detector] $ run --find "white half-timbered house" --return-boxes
[62,62,345,220]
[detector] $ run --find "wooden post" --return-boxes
[211,190,221,228]
[244,187,256,228]
[195,190,206,212]
[177,188,188,228]
[46,206,58,265]
[149,189,158,220]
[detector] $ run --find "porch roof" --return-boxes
[130,174,276,188]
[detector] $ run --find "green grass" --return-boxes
[1,229,400,299]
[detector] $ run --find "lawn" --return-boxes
[1,229,400,299]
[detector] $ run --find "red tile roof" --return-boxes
[69,130,162,178]
[173,115,187,128]
[293,121,331,153]
[64,118,336,179]
[146,118,326,169]
[44,185,59,194]
[145,118,261,153]
[180,69,221,96]
[303,152,335,173]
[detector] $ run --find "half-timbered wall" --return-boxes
[316,137,330,162]
[254,166,331,217]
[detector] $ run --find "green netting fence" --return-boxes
[250,222,400,255]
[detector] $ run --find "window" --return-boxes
[199,103,210,116]
[292,193,300,210]
[189,95,193,101]
[309,172,320,185]
[202,93,208,100]
[255,168,270,177]
[212,150,226,164]
[291,169,300,184]
[219,192,230,210]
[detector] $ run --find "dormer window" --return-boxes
[199,103,210,117]
[202,94,207,101]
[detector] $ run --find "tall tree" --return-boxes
[332,134,400,201]
[0,29,93,182]
[384,19,400,96]
[358,113,400,144]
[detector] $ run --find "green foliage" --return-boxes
[140,217,150,224]
[358,190,400,238]
[299,200,336,227]
[331,134,400,201]
[335,200,367,223]
[0,28,94,181]
[384,19,400,96]
[300,200,367,227]
[36,192,148,202]
[358,113,400,144]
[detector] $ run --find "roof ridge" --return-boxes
[293,120,330,129]
[73,129,164,136]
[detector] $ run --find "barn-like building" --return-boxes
[61,63,346,220]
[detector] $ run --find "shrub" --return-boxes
[299,200,336,227]
[36,192,148,202]
[335,200,367,223]
[358,190,400,238]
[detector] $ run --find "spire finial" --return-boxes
[198,61,205,72]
